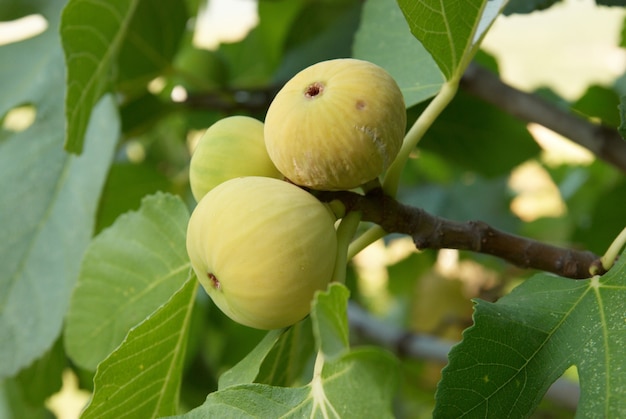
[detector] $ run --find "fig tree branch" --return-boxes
[316,189,606,279]
[461,62,626,174]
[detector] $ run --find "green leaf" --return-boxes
[0,378,51,419]
[218,329,286,390]
[396,0,506,80]
[0,43,118,379]
[0,1,45,20]
[81,277,197,419]
[14,337,65,407]
[217,0,306,87]
[115,0,188,94]
[435,249,626,417]
[256,319,316,387]
[573,178,626,255]
[0,0,65,117]
[174,283,398,418]
[400,175,521,235]
[572,85,620,127]
[219,284,351,390]
[178,348,398,419]
[95,162,174,233]
[311,283,350,361]
[352,0,444,107]
[503,0,562,15]
[272,0,362,84]
[60,0,139,153]
[416,88,541,178]
[64,192,191,370]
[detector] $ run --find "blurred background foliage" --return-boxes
[2,0,626,417]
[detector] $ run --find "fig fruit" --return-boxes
[189,116,282,202]
[186,176,338,330]
[264,58,406,190]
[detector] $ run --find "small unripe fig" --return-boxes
[189,116,282,202]
[264,58,406,190]
[186,176,337,330]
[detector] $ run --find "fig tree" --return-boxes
[189,116,282,202]
[186,176,337,330]
[264,58,406,190]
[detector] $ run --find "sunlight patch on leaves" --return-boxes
[64,193,190,370]
[353,0,444,107]
[81,277,197,419]
[435,250,626,417]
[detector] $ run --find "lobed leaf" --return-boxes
[64,193,191,370]
[396,0,506,80]
[0,7,118,375]
[352,0,444,107]
[115,0,188,93]
[60,0,139,153]
[416,88,541,178]
[218,329,286,390]
[310,283,350,361]
[174,283,398,418]
[435,249,626,417]
[177,348,397,419]
[81,277,197,419]
[255,318,316,387]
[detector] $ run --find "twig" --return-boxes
[182,84,281,114]
[461,62,626,174]
[316,189,606,279]
[347,301,580,410]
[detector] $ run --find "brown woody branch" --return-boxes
[316,189,606,279]
[461,62,626,174]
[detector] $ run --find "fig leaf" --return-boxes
[81,277,197,419]
[435,249,626,417]
[65,193,190,370]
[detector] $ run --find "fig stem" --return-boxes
[332,211,362,284]
[599,225,626,272]
[382,80,459,197]
[347,224,386,260]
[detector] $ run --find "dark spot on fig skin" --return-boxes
[305,82,325,99]
[208,272,221,290]
[356,100,366,110]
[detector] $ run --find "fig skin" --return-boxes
[189,116,282,202]
[186,176,338,330]
[264,58,406,191]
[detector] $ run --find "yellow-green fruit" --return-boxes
[189,116,282,202]
[186,176,338,330]
[264,58,406,190]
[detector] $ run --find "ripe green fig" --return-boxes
[186,176,338,330]
[264,58,406,190]
[189,116,282,202]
